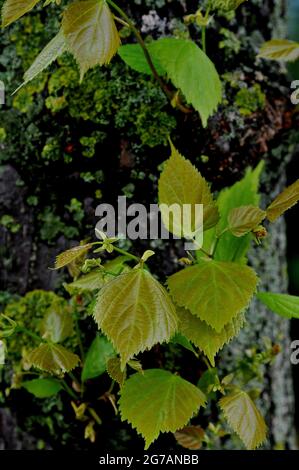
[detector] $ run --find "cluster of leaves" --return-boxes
[1,0,223,126]
[2,141,299,449]
[1,0,298,452]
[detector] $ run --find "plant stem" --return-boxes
[113,246,139,262]
[201,26,206,54]
[197,246,212,259]
[74,312,85,362]
[61,379,78,400]
[88,407,102,425]
[107,0,191,113]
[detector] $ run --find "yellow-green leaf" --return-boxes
[257,291,299,319]
[93,268,178,368]
[158,142,219,239]
[2,0,40,27]
[168,259,257,332]
[259,39,299,62]
[27,343,80,375]
[54,243,93,269]
[228,205,266,237]
[62,0,121,80]
[65,269,105,294]
[174,425,204,450]
[40,305,73,343]
[119,369,206,448]
[178,307,245,366]
[106,357,126,386]
[266,179,299,222]
[17,31,66,92]
[219,389,267,449]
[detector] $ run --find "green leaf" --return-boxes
[178,307,245,366]
[158,142,219,238]
[256,292,299,319]
[106,357,126,386]
[174,425,204,450]
[16,31,66,92]
[65,269,105,294]
[62,0,121,80]
[2,0,40,27]
[170,332,198,356]
[120,39,222,125]
[219,389,267,449]
[27,343,80,375]
[266,179,299,222]
[197,368,220,396]
[168,259,257,332]
[82,334,116,382]
[228,205,266,237]
[93,268,178,368]
[118,43,165,76]
[202,162,263,263]
[54,243,93,269]
[259,39,299,62]
[40,304,73,343]
[22,378,63,398]
[119,369,206,448]
[149,38,222,126]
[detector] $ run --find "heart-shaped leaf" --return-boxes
[27,343,80,375]
[228,205,266,237]
[178,307,245,366]
[168,259,257,332]
[119,369,206,448]
[158,142,219,239]
[93,268,178,368]
[219,389,267,449]
[62,0,121,80]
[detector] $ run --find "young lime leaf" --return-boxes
[210,0,247,12]
[81,335,116,382]
[15,31,66,93]
[228,205,266,237]
[168,259,257,332]
[170,332,198,357]
[258,39,299,62]
[22,378,63,398]
[2,0,40,27]
[202,162,263,263]
[119,369,206,448]
[150,39,222,126]
[93,268,178,368]
[64,269,105,294]
[62,0,121,80]
[140,250,155,263]
[219,389,267,449]
[257,292,299,319]
[197,368,221,396]
[266,179,299,222]
[127,359,143,373]
[118,43,166,76]
[174,425,205,450]
[27,343,80,375]
[106,357,126,387]
[40,305,73,343]
[177,308,245,366]
[119,39,222,125]
[158,142,219,238]
[54,243,93,269]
